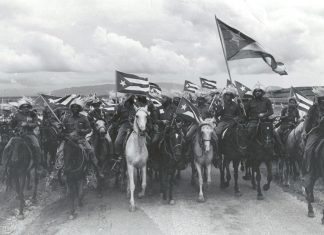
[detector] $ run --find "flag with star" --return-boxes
[234,80,251,97]
[116,71,149,95]
[216,17,287,76]
[290,87,313,112]
[200,77,217,89]
[175,97,203,123]
[149,82,162,98]
[184,80,199,93]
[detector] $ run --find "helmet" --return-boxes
[17,97,33,110]
[223,86,238,97]
[252,82,266,96]
[287,96,297,103]
[69,98,84,110]
[90,98,102,106]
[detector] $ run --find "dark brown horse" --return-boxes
[2,137,38,220]
[304,118,324,224]
[248,120,274,200]
[220,122,249,196]
[63,137,87,219]
[159,122,186,205]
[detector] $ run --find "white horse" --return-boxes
[193,118,217,202]
[126,105,149,212]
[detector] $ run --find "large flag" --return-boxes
[176,97,203,123]
[234,80,252,97]
[147,94,163,108]
[200,77,217,89]
[149,82,162,97]
[216,17,287,76]
[290,87,313,112]
[116,71,149,95]
[52,94,80,106]
[184,80,199,93]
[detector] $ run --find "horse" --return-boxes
[125,105,149,212]
[277,121,305,186]
[91,119,112,196]
[159,120,186,204]
[192,118,217,202]
[63,137,87,219]
[2,136,37,220]
[219,122,249,196]
[248,120,275,200]
[304,118,324,224]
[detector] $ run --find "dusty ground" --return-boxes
[0,166,324,235]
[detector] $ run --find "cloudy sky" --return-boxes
[0,0,323,96]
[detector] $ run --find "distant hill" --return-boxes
[50,82,184,96]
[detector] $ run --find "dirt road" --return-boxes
[0,168,323,235]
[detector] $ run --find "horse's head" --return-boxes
[134,105,149,135]
[166,125,185,160]
[257,121,274,148]
[95,120,107,138]
[199,119,215,153]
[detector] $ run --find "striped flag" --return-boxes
[147,94,163,108]
[176,97,203,123]
[54,94,80,106]
[116,71,149,95]
[184,80,199,93]
[149,82,162,97]
[200,77,217,89]
[290,87,313,112]
[234,80,252,97]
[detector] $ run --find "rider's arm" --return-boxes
[263,99,274,119]
[78,117,92,136]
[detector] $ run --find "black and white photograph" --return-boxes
[0,0,324,234]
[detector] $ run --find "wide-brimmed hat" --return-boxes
[17,97,33,109]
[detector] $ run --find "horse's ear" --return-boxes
[133,104,139,111]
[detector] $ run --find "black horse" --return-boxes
[304,118,324,224]
[159,121,185,204]
[219,122,249,196]
[2,136,38,220]
[248,120,275,200]
[63,138,87,219]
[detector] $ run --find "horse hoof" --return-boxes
[243,175,251,181]
[257,195,264,200]
[169,200,175,205]
[69,214,77,220]
[129,205,136,212]
[308,211,315,218]
[263,184,270,191]
[138,193,145,199]
[17,214,24,220]
[197,196,205,203]
[235,191,242,197]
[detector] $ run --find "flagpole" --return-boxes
[39,95,62,124]
[215,15,232,83]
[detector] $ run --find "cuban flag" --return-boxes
[184,80,199,93]
[200,77,217,89]
[116,71,149,95]
[290,87,313,113]
[149,82,162,97]
[176,97,203,123]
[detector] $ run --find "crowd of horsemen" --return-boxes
[0,83,324,196]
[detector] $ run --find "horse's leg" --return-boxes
[15,176,24,220]
[251,164,256,190]
[78,179,84,207]
[169,169,175,205]
[243,160,252,181]
[263,161,273,191]
[256,164,264,200]
[203,165,207,183]
[191,160,195,186]
[26,171,32,190]
[220,157,226,188]
[321,208,324,225]
[240,160,245,172]
[233,160,242,197]
[176,169,181,180]
[195,162,205,202]
[138,165,147,199]
[305,174,316,218]
[68,178,77,219]
[127,164,136,212]
[32,168,38,203]
[225,159,231,188]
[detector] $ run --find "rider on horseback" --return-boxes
[88,98,114,155]
[245,84,274,140]
[59,99,103,177]
[2,98,42,168]
[302,91,324,174]
[277,97,300,145]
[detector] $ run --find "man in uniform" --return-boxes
[87,98,114,155]
[245,85,274,140]
[277,97,300,145]
[61,99,103,177]
[2,98,42,168]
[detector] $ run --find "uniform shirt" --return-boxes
[245,97,273,121]
[110,102,136,126]
[62,113,91,137]
[215,101,242,122]
[11,111,38,134]
[280,106,299,124]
